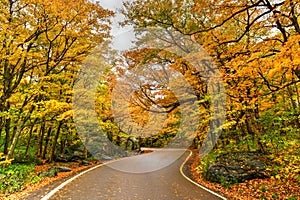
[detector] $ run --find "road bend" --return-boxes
[43,149,222,200]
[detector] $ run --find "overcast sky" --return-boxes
[100,0,123,11]
[99,0,135,51]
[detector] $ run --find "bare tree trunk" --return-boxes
[42,127,52,159]
[25,123,35,155]
[60,139,66,154]
[0,116,3,140]
[49,121,63,162]
[84,146,88,159]
[287,86,300,129]
[4,118,11,155]
[37,122,46,157]
[6,119,26,161]
[0,126,2,142]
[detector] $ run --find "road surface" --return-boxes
[42,149,223,200]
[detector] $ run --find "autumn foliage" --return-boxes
[0,0,299,198]
[0,0,113,162]
[117,0,300,198]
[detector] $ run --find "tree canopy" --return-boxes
[0,0,299,198]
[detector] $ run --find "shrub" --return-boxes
[0,164,41,194]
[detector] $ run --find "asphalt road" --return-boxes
[42,149,222,200]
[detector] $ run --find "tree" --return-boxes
[0,0,113,161]
[121,0,300,152]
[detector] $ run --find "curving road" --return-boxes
[41,149,223,200]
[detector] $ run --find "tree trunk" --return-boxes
[287,86,300,129]
[49,121,63,162]
[137,136,142,152]
[25,123,35,155]
[107,131,113,142]
[60,139,66,154]
[37,122,46,157]
[84,146,88,159]
[42,127,52,159]
[6,119,26,161]
[4,118,11,155]
[0,126,2,143]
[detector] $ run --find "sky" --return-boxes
[99,0,135,51]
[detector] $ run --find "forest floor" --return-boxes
[184,149,300,200]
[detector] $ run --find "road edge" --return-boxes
[42,149,228,200]
[40,149,154,199]
[40,163,100,200]
[179,150,227,200]
[40,157,129,200]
